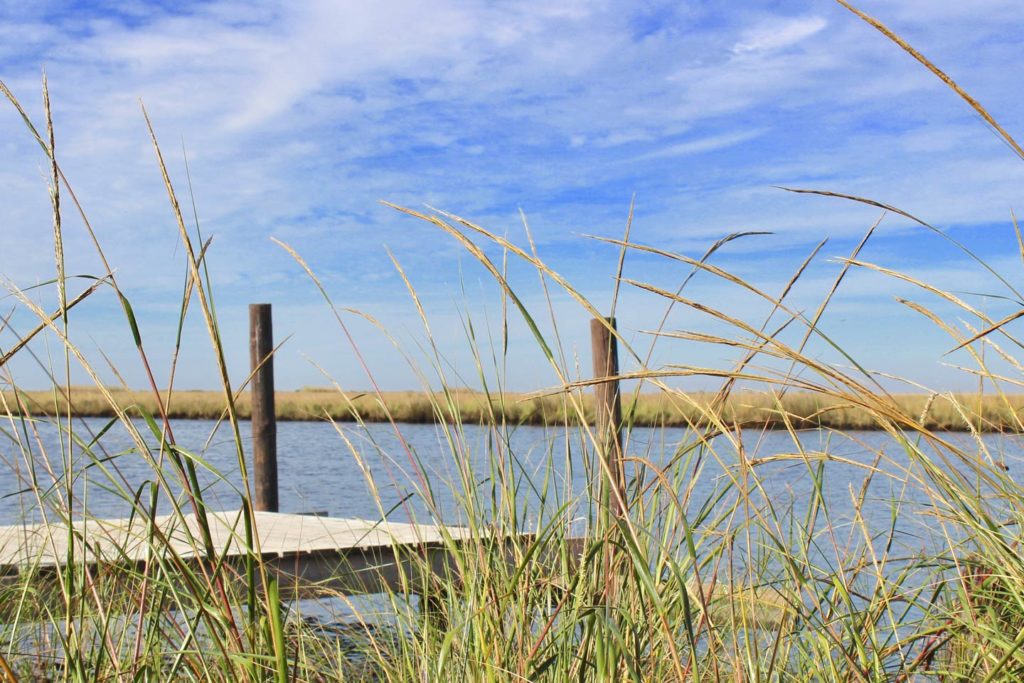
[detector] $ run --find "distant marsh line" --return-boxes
[4,387,1021,432]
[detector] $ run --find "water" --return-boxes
[2,416,1020,539]
[1,417,587,524]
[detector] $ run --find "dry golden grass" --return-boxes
[5,386,1022,431]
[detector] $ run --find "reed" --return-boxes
[4,387,1023,431]
[2,2,1024,680]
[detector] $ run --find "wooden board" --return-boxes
[0,510,474,595]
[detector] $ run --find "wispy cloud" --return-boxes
[629,130,766,161]
[732,15,827,54]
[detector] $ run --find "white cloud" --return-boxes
[629,129,765,162]
[732,15,827,54]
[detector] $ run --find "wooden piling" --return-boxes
[590,316,624,508]
[250,303,278,512]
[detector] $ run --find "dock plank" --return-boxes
[0,511,473,592]
[0,511,579,598]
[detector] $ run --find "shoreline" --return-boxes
[4,388,1022,432]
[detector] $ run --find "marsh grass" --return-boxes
[3,3,1024,680]
[5,387,1024,432]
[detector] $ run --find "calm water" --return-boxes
[2,417,1021,538]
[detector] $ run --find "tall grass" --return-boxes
[4,386,1023,431]
[2,3,1024,680]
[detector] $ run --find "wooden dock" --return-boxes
[0,305,609,601]
[0,510,478,597]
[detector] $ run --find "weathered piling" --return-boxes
[250,303,278,512]
[590,316,624,510]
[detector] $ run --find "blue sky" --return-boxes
[1,0,1023,394]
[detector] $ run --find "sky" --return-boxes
[1,0,1023,395]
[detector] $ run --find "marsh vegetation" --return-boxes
[6,386,1024,432]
